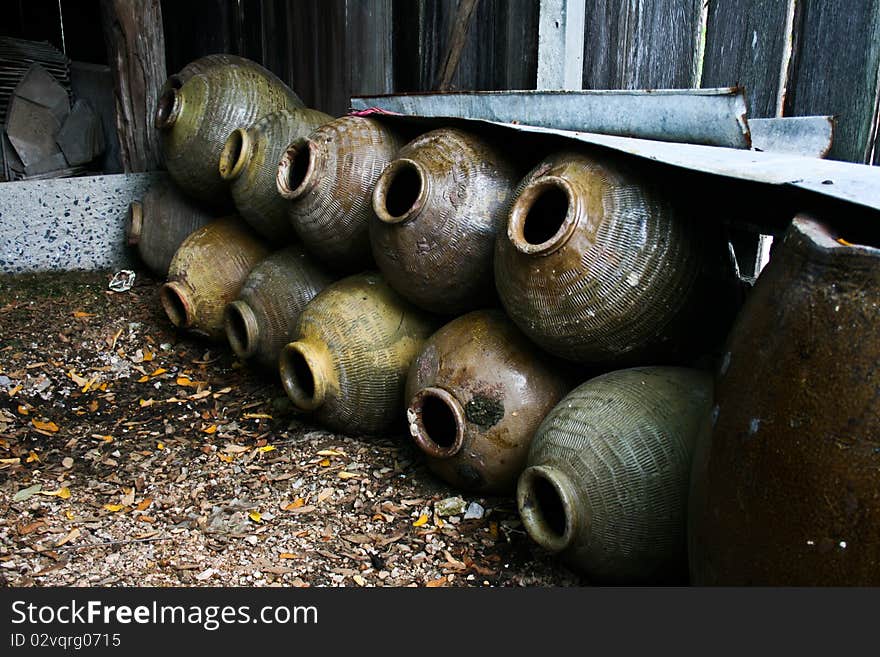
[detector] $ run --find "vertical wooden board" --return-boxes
[346,0,394,96]
[160,0,235,76]
[581,0,702,90]
[287,0,348,116]
[700,0,790,118]
[784,0,880,163]
[499,0,540,90]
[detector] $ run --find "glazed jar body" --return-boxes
[370,128,518,314]
[162,54,258,93]
[406,310,569,493]
[518,367,712,582]
[495,150,710,364]
[156,60,303,205]
[224,245,333,369]
[689,215,880,586]
[279,272,435,435]
[220,108,332,241]
[162,216,269,341]
[278,117,403,272]
[127,179,214,276]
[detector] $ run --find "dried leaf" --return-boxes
[17,404,29,415]
[26,451,40,463]
[121,487,135,506]
[139,398,155,407]
[68,369,89,387]
[201,424,217,434]
[337,471,358,480]
[248,511,263,523]
[279,553,297,560]
[284,498,306,510]
[61,457,73,468]
[317,488,334,503]
[87,400,99,413]
[352,575,366,587]
[13,483,42,502]
[41,487,71,500]
[257,445,275,453]
[425,576,448,587]
[0,457,22,465]
[135,497,153,512]
[93,435,113,443]
[137,375,149,383]
[224,444,249,454]
[72,310,94,318]
[217,453,233,463]
[150,368,167,377]
[31,419,59,432]
[55,528,80,547]
[413,514,429,527]
[318,458,331,467]
[104,504,124,512]
[142,349,154,362]
[156,442,165,450]
[317,449,345,457]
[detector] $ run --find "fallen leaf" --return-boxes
[55,528,80,547]
[137,375,149,383]
[121,488,135,506]
[0,457,22,465]
[150,368,167,377]
[413,514,429,527]
[139,399,155,407]
[317,488,334,503]
[338,471,358,480]
[318,458,331,467]
[93,435,113,443]
[284,498,306,510]
[72,310,94,318]
[104,504,124,512]
[26,451,40,463]
[248,511,263,523]
[17,404,29,415]
[31,419,59,432]
[135,497,153,512]
[217,454,233,463]
[352,574,366,587]
[224,444,249,454]
[41,487,71,500]
[142,349,154,362]
[257,445,275,453]
[201,424,217,434]
[87,400,99,412]
[279,553,297,560]
[156,442,165,450]
[317,449,345,457]
[425,576,448,587]
[243,413,272,420]
[61,457,73,468]
[138,516,156,523]
[68,369,89,387]
[64,511,75,521]
[13,483,42,502]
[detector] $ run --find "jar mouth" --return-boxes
[792,213,880,254]
[219,128,253,181]
[126,201,143,246]
[279,340,327,411]
[407,387,465,458]
[154,88,181,129]
[517,465,578,553]
[507,176,578,255]
[224,300,258,359]
[160,281,194,328]
[372,158,428,224]
[277,139,317,200]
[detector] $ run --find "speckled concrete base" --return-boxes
[0,172,165,273]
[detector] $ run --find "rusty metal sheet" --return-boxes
[351,88,752,148]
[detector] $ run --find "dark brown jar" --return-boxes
[224,245,333,369]
[277,116,403,272]
[518,366,712,583]
[370,128,518,315]
[689,214,880,586]
[495,150,708,364]
[126,179,215,276]
[406,310,570,493]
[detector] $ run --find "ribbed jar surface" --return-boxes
[158,61,303,205]
[520,367,711,582]
[129,179,215,276]
[223,108,332,241]
[285,272,435,435]
[495,150,706,364]
[162,54,258,93]
[405,310,569,493]
[370,128,518,315]
[164,216,269,341]
[689,215,880,586]
[226,244,333,369]
[279,117,403,272]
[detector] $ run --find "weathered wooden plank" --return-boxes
[346,0,395,96]
[701,0,791,118]
[581,0,702,90]
[784,0,880,163]
[160,0,235,77]
[100,0,165,172]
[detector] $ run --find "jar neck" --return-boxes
[507,176,580,256]
[372,158,430,225]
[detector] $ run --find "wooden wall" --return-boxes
[160,0,880,164]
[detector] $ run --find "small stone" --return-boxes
[435,496,467,517]
[195,568,215,581]
[62,457,74,468]
[464,502,484,520]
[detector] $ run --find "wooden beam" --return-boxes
[100,0,166,172]
[537,0,585,89]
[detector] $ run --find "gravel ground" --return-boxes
[0,270,581,587]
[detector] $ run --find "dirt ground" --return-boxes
[0,270,581,587]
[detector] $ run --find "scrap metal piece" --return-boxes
[351,88,752,148]
[6,63,70,168]
[109,270,136,292]
[750,116,835,158]
[57,99,105,166]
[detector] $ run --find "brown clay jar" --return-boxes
[689,214,880,585]
[370,128,518,314]
[405,310,570,494]
[126,179,215,277]
[162,216,269,341]
[224,245,333,369]
[279,273,435,435]
[277,116,404,272]
[219,108,333,242]
[162,54,260,94]
[495,150,710,365]
[155,59,303,205]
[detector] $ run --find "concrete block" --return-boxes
[0,172,165,273]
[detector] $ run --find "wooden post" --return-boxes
[100,0,166,172]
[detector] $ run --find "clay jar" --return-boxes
[370,128,518,314]
[126,179,215,276]
[405,310,569,494]
[155,59,303,205]
[689,215,880,585]
[224,245,333,369]
[279,272,435,435]
[518,367,712,583]
[495,150,706,364]
[277,116,403,272]
[162,217,269,341]
[219,107,333,242]
[162,54,258,94]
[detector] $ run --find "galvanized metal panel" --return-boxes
[749,116,834,158]
[352,88,752,147]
